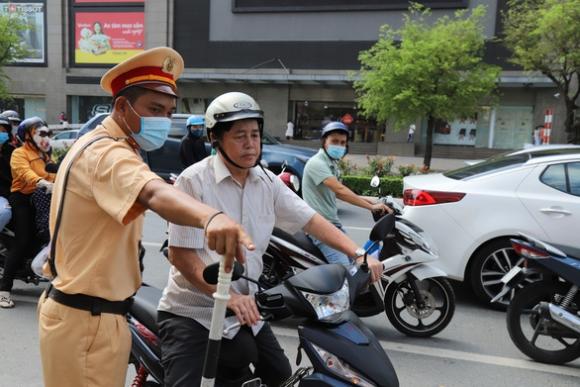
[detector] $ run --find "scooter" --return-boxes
[492,234,580,364]
[260,178,455,337]
[128,215,400,386]
[0,225,47,285]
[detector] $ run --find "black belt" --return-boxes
[47,286,133,316]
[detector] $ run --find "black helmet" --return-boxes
[1,110,21,124]
[321,121,349,138]
[17,116,47,142]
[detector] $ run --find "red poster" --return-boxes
[75,1,143,3]
[75,11,145,64]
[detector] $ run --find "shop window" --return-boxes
[293,101,379,143]
[493,106,534,150]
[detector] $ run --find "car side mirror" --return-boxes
[203,261,245,285]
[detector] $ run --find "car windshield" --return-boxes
[262,132,279,145]
[445,153,530,180]
[445,147,580,180]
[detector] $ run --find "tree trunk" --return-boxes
[563,97,578,144]
[423,115,435,169]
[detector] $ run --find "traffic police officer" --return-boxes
[37,47,254,387]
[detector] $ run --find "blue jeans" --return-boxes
[0,196,11,230]
[308,225,351,266]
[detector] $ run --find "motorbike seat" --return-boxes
[272,227,327,262]
[131,285,163,336]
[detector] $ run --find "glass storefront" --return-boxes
[293,100,379,142]
[430,106,533,150]
[0,97,46,120]
[70,95,112,124]
[493,106,534,149]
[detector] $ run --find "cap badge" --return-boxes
[162,56,175,73]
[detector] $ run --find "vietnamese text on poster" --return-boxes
[74,11,144,65]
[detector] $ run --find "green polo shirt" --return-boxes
[302,149,342,226]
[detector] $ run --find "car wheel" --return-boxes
[469,238,531,309]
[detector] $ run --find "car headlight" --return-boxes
[300,279,349,321]
[311,343,375,386]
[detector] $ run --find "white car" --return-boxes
[402,145,580,307]
[50,129,80,150]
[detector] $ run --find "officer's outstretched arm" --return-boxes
[138,179,254,269]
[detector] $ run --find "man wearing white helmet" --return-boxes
[158,91,382,386]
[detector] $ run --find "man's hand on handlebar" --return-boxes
[356,255,383,283]
[370,202,393,216]
[227,293,261,326]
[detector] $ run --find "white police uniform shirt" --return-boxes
[158,154,316,338]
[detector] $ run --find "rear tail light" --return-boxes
[403,189,465,206]
[511,241,550,259]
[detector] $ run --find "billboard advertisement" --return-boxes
[74,11,144,64]
[0,2,45,64]
[74,0,143,3]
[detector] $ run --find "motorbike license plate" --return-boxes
[501,266,522,284]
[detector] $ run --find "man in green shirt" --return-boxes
[302,121,391,265]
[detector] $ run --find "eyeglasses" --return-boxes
[37,130,53,138]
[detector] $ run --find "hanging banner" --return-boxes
[74,11,144,64]
[0,2,45,64]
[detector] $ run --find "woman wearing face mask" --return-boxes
[301,121,391,266]
[0,117,55,308]
[179,114,208,168]
[0,118,15,232]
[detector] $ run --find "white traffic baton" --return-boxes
[200,256,232,387]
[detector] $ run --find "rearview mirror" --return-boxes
[369,213,395,242]
[203,261,245,285]
[370,175,380,188]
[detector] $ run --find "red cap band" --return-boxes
[111,66,176,96]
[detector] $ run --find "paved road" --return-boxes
[1,202,579,386]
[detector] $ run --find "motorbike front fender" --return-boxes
[409,264,448,281]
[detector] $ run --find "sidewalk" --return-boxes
[344,154,468,172]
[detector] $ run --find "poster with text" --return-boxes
[74,11,144,64]
[74,0,143,3]
[0,2,45,64]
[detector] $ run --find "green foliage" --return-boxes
[337,158,359,176]
[51,146,70,162]
[503,0,580,138]
[398,164,418,177]
[341,175,404,197]
[365,155,395,177]
[0,12,32,99]
[354,4,500,130]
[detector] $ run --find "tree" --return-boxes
[354,5,500,169]
[503,0,580,143]
[0,11,32,99]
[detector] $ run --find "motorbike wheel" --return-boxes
[384,277,455,337]
[506,281,580,365]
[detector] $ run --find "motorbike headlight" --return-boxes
[311,343,375,386]
[300,279,349,321]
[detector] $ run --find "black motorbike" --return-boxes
[128,215,399,386]
[493,233,580,364]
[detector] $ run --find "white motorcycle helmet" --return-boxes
[205,92,264,169]
[205,92,263,133]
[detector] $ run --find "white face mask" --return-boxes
[33,128,51,153]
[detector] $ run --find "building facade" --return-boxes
[1,0,568,157]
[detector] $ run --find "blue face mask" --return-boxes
[126,103,171,151]
[0,132,9,145]
[326,145,346,159]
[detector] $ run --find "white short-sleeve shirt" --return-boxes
[158,154,316,337]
